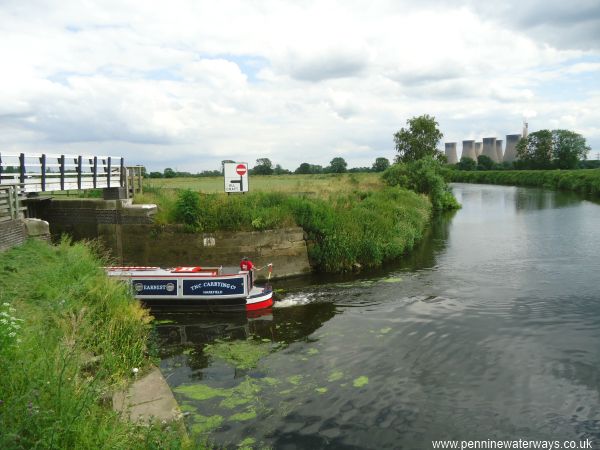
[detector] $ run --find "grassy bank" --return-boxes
[446,169,600,197]
[0,239,187,449]
[135,174,432,272]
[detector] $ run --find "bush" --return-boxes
[476,155,496,171]
[174,189,201,230]
[456,157,476,171]
[382,157,460,211]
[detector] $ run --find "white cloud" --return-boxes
[0,0,598,171]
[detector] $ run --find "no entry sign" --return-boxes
[224,162,249,193]
[236,164,247,176]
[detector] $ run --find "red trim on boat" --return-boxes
[246,297,274,311]
[110,273,242,278]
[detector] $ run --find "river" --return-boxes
[154,183,600,449]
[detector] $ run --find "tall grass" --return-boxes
[446,169,600,197]
[144,173,384,196]
[0,239,187,449]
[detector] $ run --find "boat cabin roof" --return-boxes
[105,266,245,277]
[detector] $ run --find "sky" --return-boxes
[1,0,599,172]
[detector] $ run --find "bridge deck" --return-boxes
[0,152,124,194]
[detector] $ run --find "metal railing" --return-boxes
[0,153,125,194]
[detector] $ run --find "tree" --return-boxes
[273,164,291,175]
[372,157,390,172]
[393,114,444,163]
[516,130,553,169]
[348,166,371,173]
[457,157,476,171]
[328,157,347,173]
[552,129,590,169]
[295,162,312,174]
[252,158,274,175]
[163,167,176,178]
[295,163,323,174]
[148,171,163,178]
[476,155,495,171]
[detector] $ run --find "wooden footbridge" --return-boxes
[0,152,143,222]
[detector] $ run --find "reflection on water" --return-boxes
[154,183,600,449]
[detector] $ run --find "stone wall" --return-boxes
[0,219,27,251]
[117,225,311,280]
[41,199,311,279]
[0,218,51,252]
[40,199,156,241]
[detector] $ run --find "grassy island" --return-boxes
[137,173,433,272]
[0,239,187,450]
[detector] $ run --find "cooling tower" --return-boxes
[504,134,521,162]
[445,142,458,164]
[475,142,483,157]
[482,137,498,163]
[462,140,477,161]
[495,140,504,163]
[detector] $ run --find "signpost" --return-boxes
[223,162,249,193]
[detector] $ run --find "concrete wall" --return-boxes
[0,219,27,251]
[41,198,311,279]
[117,225,311,280]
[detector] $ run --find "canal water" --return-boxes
[154,183,600,449]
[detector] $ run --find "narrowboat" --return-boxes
[106,265,274,311]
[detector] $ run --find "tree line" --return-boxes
[454,129,595,171]
[147,156,391,178]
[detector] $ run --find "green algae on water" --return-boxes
[382,277,403,283]
[190,414,223,434]
[204,338,272,370]
[353,376,369,388]
[261,377,279,386]
[229,407,257,422]
[379,327,392,334]
[238,437,256,449]
[307,348,320,355]
[315,387,328,394]
[179,403,197,413]
[220,395,252,409]
[174,383,225,401]
[287,375,303,385]
[327,370,344,382]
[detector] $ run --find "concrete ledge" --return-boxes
[24,218,50,237]
[113,367,181,424]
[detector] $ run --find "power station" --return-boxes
[445,130,525,164]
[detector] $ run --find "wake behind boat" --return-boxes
[106,265,274,311]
